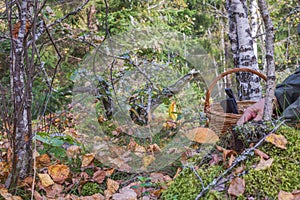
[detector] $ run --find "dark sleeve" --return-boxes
[274,67,300,112]
[281,97,300,122]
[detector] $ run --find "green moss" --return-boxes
[244,126,300,198]
[162,126,300,199]
[161,164,225,199]
[81,182,104,196]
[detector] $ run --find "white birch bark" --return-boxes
[226,0,262,101]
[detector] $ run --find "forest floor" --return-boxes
[0,111,300,200]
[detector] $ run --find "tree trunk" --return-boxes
[5,0,33,190]
[226,0,262,101]
[257,0,276,120]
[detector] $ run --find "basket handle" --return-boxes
[204,68,267,112]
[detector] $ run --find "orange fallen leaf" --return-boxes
[228,177,245,197]
[185,127,219,144]
[44,183,64,199]
[48,164,70,184]
[38,173,54,187]
[228,154,236,167]
[255,157,274,171]
[278,190,294,200]
[81,153,95,168]
[105,168,115,177]
[265,133,287,149]
[36,154,51,168]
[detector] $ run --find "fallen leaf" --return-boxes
[105,168,115,177]
[143,155,155,169]
[48,164,70,184]
[209,154,222,166]
[265,133,287,149]
[234,165,245,175]
[278,190,294,200]
[112,187,137,200]
[185,127,219,144]
[147,144,161,153]
[92,169,106,184]
[36,154,51,168]
[38,173,54,187]
[44,183,64,198]
[254,149,269,160]
[228,154,236,167]
[255,157,274,171]
[81,153,95,168]
[0,162,10,178]
[105,178,119,197]
[33,191,44,200]
[173,168,182,179]
[66,145,81,159]
[228,177,245,197]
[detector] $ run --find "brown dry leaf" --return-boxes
[105,168,115,177]
[228,177,245,197]
[221,149,237,164]
[79,193,105,200]
[81,153,95,168]
[143,155,155,169]
[173,168,182,179]
[209,154,222,166]
[228,154,236,167]
[127,138,138,151]
[185,127,219,144]
[44,183,64,199]
[0,161,10,178]
[92,169,106,184]
[292,190,300,200]
[38,173,54,187]
[48,164,70,184]
[36,154,51,168]
[235,165,245,175]
[265,133,288,149]
[278,190,294,200]
[112,187,137,200]
[254,149,269,160]
[147,144,161,153]
[33,191,45,200]
[66,145,81,159]
[255,157,274,171]
[105,178,119,197]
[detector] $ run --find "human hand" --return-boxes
[237,98,265,125]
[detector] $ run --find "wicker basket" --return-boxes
[204,68,267,134]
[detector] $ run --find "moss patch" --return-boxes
[162,125,300,199]
[81,182,104,196]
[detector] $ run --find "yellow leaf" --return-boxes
[255,158,274,171]
[38,173,54,187]
[185,127,219,144]
[48,164,70,184]
[143,155,155,168]
[265,133,287,149]
[81,153,95,168]
[168,101,177,120]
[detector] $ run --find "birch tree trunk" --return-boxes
[5,0,33,189]
[257,0,276,120]
[226,0,262,101]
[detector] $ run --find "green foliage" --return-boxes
[35,132,80,160]
[81,182,104,196]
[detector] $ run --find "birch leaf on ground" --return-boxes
[38,173,54,187]
[81,153,95,168]
[228,177,245,197]
[265,133,287,149]
[48,164,70,184]
[185,127,219,144]
[255,157,274,171]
